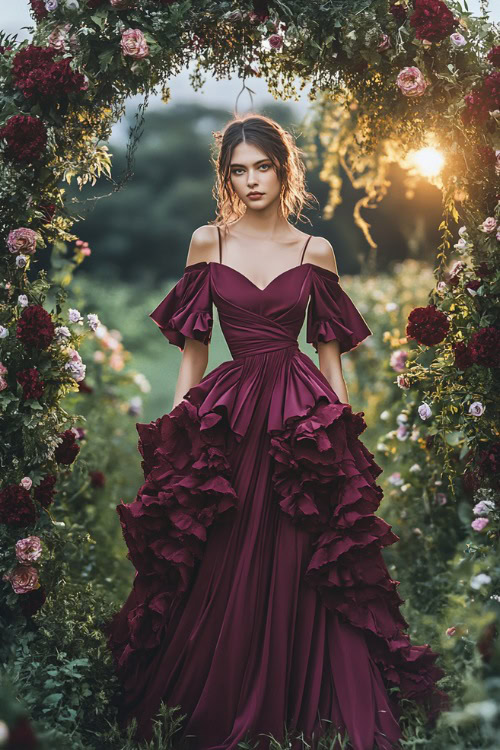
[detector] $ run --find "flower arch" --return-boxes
[0,1,499,747]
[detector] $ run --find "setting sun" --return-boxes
[411,146,445,177]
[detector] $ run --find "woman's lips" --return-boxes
[248,193,263,200]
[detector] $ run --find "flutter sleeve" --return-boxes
[306,266,372,354]
[149,262,213,350]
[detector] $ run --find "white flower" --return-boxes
[418,402,432,420]
[20,476,32,490]
[68,307,83,324]
[409,463,421,473]
[16,253,28,268]
[458,226,468,236]
[450,32,466,46]
[0,326,9,339]
[376,442,387,452]
[401,483,412,492]
[128,396,143,416]
[410,428,420,441]
[436,281,447,293]
[385,302,398,312]
[55,325,71,340]
[396,374,410,390]
[17,294,29,307]
[473,499,496,515]
[470,573,492,590]
[396,424,409,441]
[388,472,404,486]
[45,0,58,9]
[64,348,86,382]
[64,0,80,9]
[469,401,485,417]
[133,372,151,393]
[396,413,408,425]
[453,237,468,250]
[87,313,100,331]
[380,410,390,421]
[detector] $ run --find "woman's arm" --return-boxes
[171,225,215,410]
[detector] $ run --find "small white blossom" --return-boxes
[64,0,80,9]
[479,217,497,233]
[55,325,71,340]
[16,254,28,268]
[401,483,412,492]
[450,32,466,46]
[0,326,9,339]
[376,442,387,452]
[469,401,485,417]
[388,472,404,486]
[418,402,432,420]
[410,427,420,441]
[396,413,408,425]
[458,226,468,236]
[380,410,390,421]
[436,281,447,294]
[20,476,32,490]
[385,302,398,312]
[17,294,29,307]
[470,573,492,590]
[409,463,421,473]
[64,348,86,382]
[68,308,83,324]
[396,425,409,441]
[454,237,468,250]
[45,0,58,9]
[133,372,151,393]
[473,499,496,516]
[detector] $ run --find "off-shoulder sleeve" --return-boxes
[306,266,372,354]
[149,262,213,350]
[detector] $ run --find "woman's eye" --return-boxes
[232,164,270,175]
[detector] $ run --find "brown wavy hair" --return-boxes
[209,113,319,228]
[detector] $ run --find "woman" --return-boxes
[105,114,448,750]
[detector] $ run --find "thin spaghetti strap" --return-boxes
[216,225,222,263]
[299,235,312,265]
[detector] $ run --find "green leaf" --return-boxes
[444,430,463,446]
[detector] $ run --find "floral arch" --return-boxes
[0,1,499,748]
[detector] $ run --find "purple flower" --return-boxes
[471,517,489,531]
[469,401,485,417]
[390,349,408,372]
[418,402,432,420]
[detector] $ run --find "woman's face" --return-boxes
[228,141,282,211]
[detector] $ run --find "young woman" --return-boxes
[105,114,448,750]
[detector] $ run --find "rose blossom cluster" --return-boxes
[0,115,47,165]
[406,304,450,346]
[453,326,500,370]
[11,45,87,101]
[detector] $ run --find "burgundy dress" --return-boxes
[105,229,448,750]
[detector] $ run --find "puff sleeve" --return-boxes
[306,266,372,354]
[149,262,213,350]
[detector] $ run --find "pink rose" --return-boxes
[435,492,447,505]
[20,477,32,490]
[120,29,149,59]
[479,217,497,233]
[3,565,40,594]
[0,377,7,392]
[396,66,429,97]
[268,34,283,50]
[390,349,408,372]
[15,536,42,563]
[7,228,38,255]
[471,517,489,531]
[446,626,456,636]
[0,362,7,376]
[397,374,410,389]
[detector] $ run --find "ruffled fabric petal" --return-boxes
[104,397,239,684]
[149,262,213,350]
[306,266,372,354]
[268,396,450,724]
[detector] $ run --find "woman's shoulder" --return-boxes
[185,224,220,267]
[304,234,338,276]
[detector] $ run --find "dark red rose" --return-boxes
[19,584,46,618]
[0,485,37,527]
[0,115,47,165]
[16,305,55,350]
[487,45,500,68]
[390,1,407,24]
[452,341,474,370]
[464,279,481,295]
[12,45,86,102]
[78,378,94,394]
[475,262,494,279]
[54,429,80,465]
[462,71,500,125]
[409,0,459,42]
[468,326,500,367]
[16,367,45,401]
[6,715,39,750]
[33,474,57,509]
[461,468,481,495]
[89,470,106,488]
[476,442,500,484]
[73,427,86,440]
[29,0,48,22]
[406,304,450,346]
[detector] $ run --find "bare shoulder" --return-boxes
[185,224,219,267]
[305,235,338,275]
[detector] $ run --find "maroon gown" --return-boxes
[105,228,448,750]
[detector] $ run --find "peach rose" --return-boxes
[7,228,38,255]
[396,66,429,97]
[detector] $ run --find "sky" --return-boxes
[1,1,497,143]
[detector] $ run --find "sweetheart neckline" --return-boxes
[184,260,339,293]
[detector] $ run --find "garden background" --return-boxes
[0,2,499,749]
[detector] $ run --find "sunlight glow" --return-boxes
[410,147,445,178]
